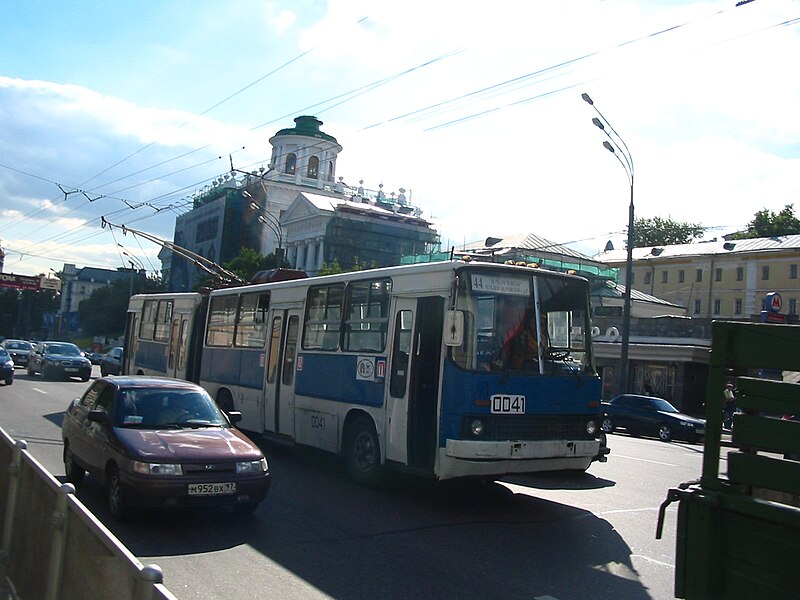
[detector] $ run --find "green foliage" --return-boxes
[317,256,378,276]
[194,248,285,289]
[0,288,60,339]
[631,216,705,248]
[728,204,800,239]
[318,259,344,276]
[78,273,163,337]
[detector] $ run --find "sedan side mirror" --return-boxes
[226,410,243,424]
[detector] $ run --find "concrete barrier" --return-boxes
[0,428,178,600]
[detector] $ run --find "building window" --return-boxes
[661,271,668,284]
[696,269,703,283]
[694,299,701,315]
[734,298,742,315]
[762,265,769,280]
[713,299,721,315]
[736,266,744,281]
[644,272,652,285]
[789,298,797,316]
[678,270,685,283]
[715,268,722,282]
[307,156,319,179]
[791,264,798,279]
[285,153,296,175]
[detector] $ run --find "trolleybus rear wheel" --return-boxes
[345,416,383,488]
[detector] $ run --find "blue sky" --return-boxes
[1,0,799,277]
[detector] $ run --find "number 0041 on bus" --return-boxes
[491,395,525,414]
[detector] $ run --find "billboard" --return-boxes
[0,272,41,291]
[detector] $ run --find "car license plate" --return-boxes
[65,367,79,372]
[491,395,525,414]
[188,482,236,496]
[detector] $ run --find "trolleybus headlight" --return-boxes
[470,419,485,438]
[133,461,183,476]
[586,420,598,436]
[236,458,269,474]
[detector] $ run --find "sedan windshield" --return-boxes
[115,389,228,428]
[5,341,32,350]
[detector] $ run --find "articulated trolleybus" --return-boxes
[125,260,608,485]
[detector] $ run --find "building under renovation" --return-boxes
[166,116,439,291]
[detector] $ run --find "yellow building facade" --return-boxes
[596,236,800,322]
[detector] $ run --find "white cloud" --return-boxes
[1,0,799,276]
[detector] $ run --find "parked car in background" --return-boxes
[85,351,104,365]
[600,394,705,443]
[100,347,124,376]
[61,376,271,520]
[1,339,34,368]
[0,347,13,385]
[27,341,93,382]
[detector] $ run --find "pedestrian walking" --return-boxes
[723,383,736,430]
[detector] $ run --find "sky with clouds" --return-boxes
[1,0,798,277]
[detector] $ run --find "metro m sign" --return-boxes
[765,291,782,313]
[0,273,41,291]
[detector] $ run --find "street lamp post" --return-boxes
[232,158,285,269]
[249,201,284,267]
[582,93,635,395]
[118,246,145,297]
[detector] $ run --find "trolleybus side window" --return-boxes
[303,284,344,351]
[344,278,392,353]
[139,299,173,341]
[154,300,173,342]
[140,300,157,340]
[235,292,270,348]
[206,295,237,347]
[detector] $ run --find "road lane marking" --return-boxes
[631,554,675,568]
[32,388,47,395]
[610,453,678,467]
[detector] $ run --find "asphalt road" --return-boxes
[0,369,718,600]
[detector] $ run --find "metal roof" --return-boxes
[595,234,800,264]
[462,233,600,263]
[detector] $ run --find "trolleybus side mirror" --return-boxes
[444,310,464,347]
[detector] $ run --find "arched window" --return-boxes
[307,156,319,179]
[327,161,334,181]
[285,153,296,175]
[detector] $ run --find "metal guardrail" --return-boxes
[0,428,178,600]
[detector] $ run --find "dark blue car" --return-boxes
[601,394,705,443]
[0,347,13,385]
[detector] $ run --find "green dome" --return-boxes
[272,116,338,143]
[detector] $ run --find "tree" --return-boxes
[729,204,800,239]
[78,273,163,337]
[631,216,704,248]
[194,248,285,289]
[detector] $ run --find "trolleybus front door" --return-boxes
[408,297,444,471]
[386,297,443,471]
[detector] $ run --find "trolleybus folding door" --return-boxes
[386,297,443,471]
[263,308,301,438]
[167,315,189,379]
